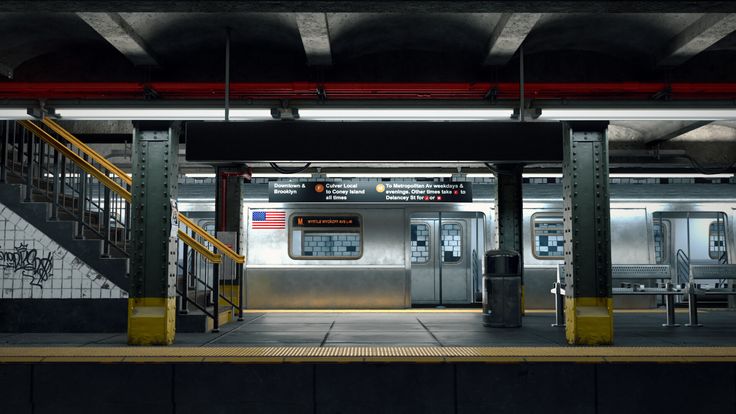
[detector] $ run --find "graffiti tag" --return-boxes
[0,243,53,287]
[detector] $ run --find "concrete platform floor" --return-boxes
[1,309,735,347]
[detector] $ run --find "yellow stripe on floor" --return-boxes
[1,346,735,363]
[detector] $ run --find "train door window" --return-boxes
[653,220,670,264]
[411,224,431,264]
[441,223,462,263]
[709,221,727,260]
[289,214,362,259]
[531,213,564,260]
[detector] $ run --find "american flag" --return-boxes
[251,211,286,229]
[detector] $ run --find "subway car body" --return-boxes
[178,183,735,309]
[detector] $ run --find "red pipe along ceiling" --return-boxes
[1,82,736,100]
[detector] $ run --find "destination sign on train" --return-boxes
[292,215,361,228]
[269,181,473,202]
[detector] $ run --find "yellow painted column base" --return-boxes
[127,297,176,346]
[565,296,613,345]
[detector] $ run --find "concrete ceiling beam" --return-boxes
[644,121,712,145]
[658,13,736,67]
[483,13,541,66]
[295,13,332,66]
[77,12,159,67]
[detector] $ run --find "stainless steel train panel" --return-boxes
[245,205,409,309]
[246,266,408,308]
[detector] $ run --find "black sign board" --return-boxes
[269,181,472,203]
[186,121,563,162]
[292,215,361,228]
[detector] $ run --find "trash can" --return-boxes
[482,250,522,327]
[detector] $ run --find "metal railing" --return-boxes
[5,119,243,329]
[176,220,244,331]
[11,120,132,257]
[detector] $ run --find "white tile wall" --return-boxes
[0,201,126,299]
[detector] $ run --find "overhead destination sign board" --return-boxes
[269,181,472,203]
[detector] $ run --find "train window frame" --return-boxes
[440,221,465,265]
[411,223,432,264]
[652,219,670,265]
[708,220,728,260]
[288,213,364,260]
[531,212,565,260]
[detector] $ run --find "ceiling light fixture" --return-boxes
[538,108,736,121]
[54,108,273,121]
[325,173,454,178]
[0,108,34,120]
[297,108,514,121]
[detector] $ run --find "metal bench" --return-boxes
[684,264,736,326]
[551,264,681,327]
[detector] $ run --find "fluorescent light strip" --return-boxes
[298,108,514,121]
[251,173,313,178]
[184,173,216,178]
[0,109,33,120]
[185,173,314,178]
[539,108,736,121]
[523,173,563,178]
[610,173,733,179]
[55,108,273,120]
[522,173,732,178]
[326,173,453,178]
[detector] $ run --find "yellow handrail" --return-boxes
[42,118,132,186]
[22,119,245,265]
[178,230,222,264]
[18,121,133,202]
[179,215,245,264]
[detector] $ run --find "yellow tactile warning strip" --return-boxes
[242,308,696,314]
[1,346,736,363]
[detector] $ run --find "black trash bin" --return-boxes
[482,250,522,327]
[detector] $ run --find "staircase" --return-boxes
[0,119,244,333]
[0,183,128,290]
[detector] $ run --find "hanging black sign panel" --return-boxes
[269,181,473,203]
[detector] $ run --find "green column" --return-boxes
[562,121,613,345]
[128,122,180,345]
[494,164,525,312]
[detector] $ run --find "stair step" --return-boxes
[176,306,235,333]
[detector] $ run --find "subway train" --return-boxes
[178,181,735,309]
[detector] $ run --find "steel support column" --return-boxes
[494,164,525,312]
[562,121,613,345]
[215,165,248,321]
[128,121,180,345]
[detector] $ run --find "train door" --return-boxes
[410,213,482,305]
[654,211,729,284]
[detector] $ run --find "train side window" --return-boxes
[531,213,564,260]
[653,220,670,264]
[411,224,430,264]
[289,214,362,260]
[441,223,463,263]
[709,221,727,260]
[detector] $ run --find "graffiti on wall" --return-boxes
[0,243,53,287]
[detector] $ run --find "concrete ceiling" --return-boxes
[1,2,735,172]
[1,10,736,81]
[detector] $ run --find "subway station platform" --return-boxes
[1,309,735,349]
[2,310,735,414]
